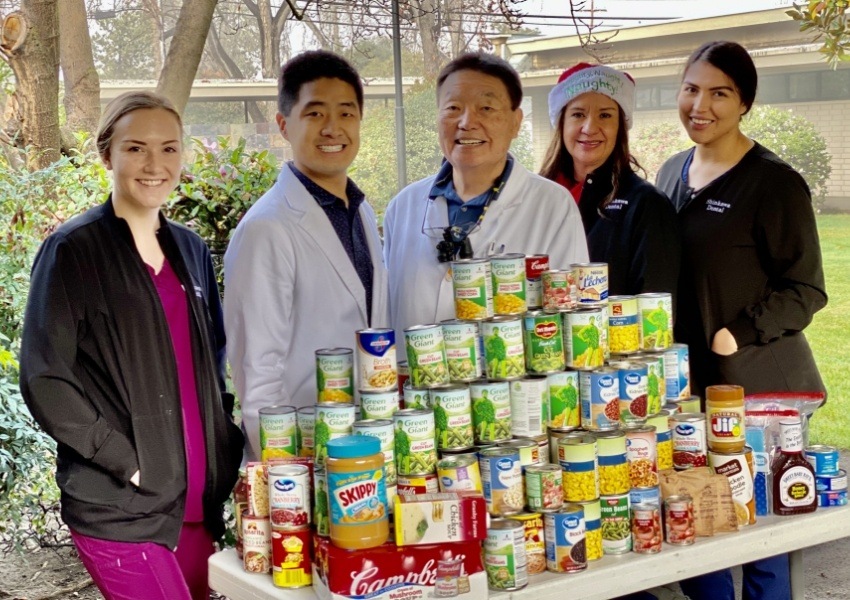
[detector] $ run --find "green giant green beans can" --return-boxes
[429,383,474,450]
[481,316,526,381]
[470,380,512,443]
[404,324,450,387]
[393,408,438,475]
[441,319,483,382]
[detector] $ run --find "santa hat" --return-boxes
[548,62,636,130]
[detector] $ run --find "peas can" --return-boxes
[491,253,527,315]
[479,447,525,516]
[470,380,512,443]
[577,499,603,561]
[481,317,526,380]
[573,262,609,306]
[525,464,564,512]
[437,454,483,493]
[663,344,691,402]
[315,348,355,403]
[637,293,673,351]
[525,255,550,310]
[608,296,640,355]
[359,390,400,420]
[544,505,587,573]
[625,425,659,488]
[296,406,315,457]
[542,270,577,310]
[393,408,438,476]
[451,258,493,321]
[617,361,649,424]
[430,384,475,451]
[600,494,632,554]
[509,376,549,438]
[441,320,483,382]
[595,430,630,496]
[484,519,528,591]
[547,370,580,431]
[523,311,566,373]
[356,328,398,392]
[564,308,605,369]
[404,324,450,388]
[580,367,620,431]
[353,418,396,486]
[559,433,599,502]
[314,402,356,468]
[259,405,298,461]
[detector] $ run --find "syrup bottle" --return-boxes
[772,418,817,516]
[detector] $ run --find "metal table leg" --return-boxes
[789,549,805,600]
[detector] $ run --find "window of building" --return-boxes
[636,86,658,110]
[658,84,679,108]
[821,69,850,100]
[758,74,788,104]
[789,72,819,101]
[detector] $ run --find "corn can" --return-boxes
[608,295,639,355]
[451,258,493,321]
[491,253,527,315]
[315,348,355,403]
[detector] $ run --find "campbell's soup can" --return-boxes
[564,308,606,370]
[545,504,587,573]
[356,328,398,392]
[491,253,527,316]
[437,454,483,493]
[451,258,494,321]
[580,368,620,431]
[525,254,549,310]
[404,324,450,388]
[672,413,708,469]
[663,344,691,402]
[271,526,312,588]
[709,448,756,527]
[242,513,272,573]
[441,319,483,382]
[485,519,528,590]
[259,405,298,461]
[315,348,355,404]
[572,263,608,306]
[397,472,439,496]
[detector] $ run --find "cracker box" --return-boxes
[313,537,487,600]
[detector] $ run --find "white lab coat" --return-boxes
[383,159,589,342]
[224,166,389,460]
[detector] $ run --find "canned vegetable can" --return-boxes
[470,380,512,443]
[482,317,526,380]
[600,494,632,554]
[259,405,298,461]
[393,408,438,476]
[485,519,528,590]
[451,258,493,321]
[637,293,673,351]
[509,376,549,438]
[315,348,355,403]
[430,384,475,450]
[491,253,528,315]
[441,320,483,382]
[547,370,580,430]
[608,296,639,355]
[404,324,450,388]
[523,311,566,373]
[564,308,606,369]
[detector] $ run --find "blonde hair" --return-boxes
[96,91,183,161]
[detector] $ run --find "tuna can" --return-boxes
[523,311,566,373]
[242,512,272,573]
[818,491,848,507]
[664,495,695,545]
[595,430,630,496]
[259,405,298,461]
[271,525,312,588]
[630,485,661,508]
[542,270,577,311]
[635,352,666,415]
[544,505,587,573]
[313,469,329,536]
[314,402,356,468]
[402,382,431,409]
[315,348,355,404]
[580,367,620,431]
[268,465,311,529]
[559,433,599,503]
[564,308,606,370]
[430,384,475,451]
[484,519,528,591]
[709,448,756,526]
[491,253,528,315]
[296,406,315,457]
[577,499,602,561]
[617,362,649,424]
[805,445,841,476]
[663,344,691,402]
[631,503,662,554]
[356,328,398,392]
[525,255,550,310]
[507,512,546,575]
[600,494,632,554]
[404,324,450,388]
[608,295,639,355]
[816,470,847,493]
[451,258,494,321]
[625,425,659,488]
[650,412,674,472]
[637,293,673,350]
[441,320,483,382]
[525,463,564,512]
[480,446,525,516]
[470,380,512,443]
[547,370,580,431]
[393,408,438,476]
[481,316,526,380]
[672,413,708,469]
[437,454,483,493]
[353,418,396,486]
[359,390,400,420]
[572,262,609,306]
[509,376,549,437]
[499,437,542,470]
[396,472,439,496]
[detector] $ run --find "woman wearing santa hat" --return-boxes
[541,62,679,298]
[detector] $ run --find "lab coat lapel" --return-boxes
[467,161,526,257]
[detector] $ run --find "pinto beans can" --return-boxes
[525,255,549,310]
[572,263,609,306]
[271,526,312,588]
[544,505,587,573]
[356,328,398,392]
[242,513,272,573]
[404,324,450,388]
[315,348,355,404]
[672,413,708,469]
[482,317,526,380]
[580,368,620,431]
[451,258,494,321]
[441,320,483,382]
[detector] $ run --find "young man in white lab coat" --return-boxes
[383,52,588,340]
[225,51,389,460]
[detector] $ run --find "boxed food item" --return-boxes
[394,492,488,546]
[313,537,487,600]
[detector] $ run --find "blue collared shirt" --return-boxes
[289,162,373,322]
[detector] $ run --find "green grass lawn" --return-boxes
[806,214,849,448]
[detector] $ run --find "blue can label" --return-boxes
[805,446,840,476]
[818,490,848,507]
[663,344,690,401]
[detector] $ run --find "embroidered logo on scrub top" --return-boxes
[705,199,731,214]
[606,198,629,211]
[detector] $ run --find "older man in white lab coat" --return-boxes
[225,51,388,460]
[384,52,588,340]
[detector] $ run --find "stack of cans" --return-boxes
[805,445,847,507]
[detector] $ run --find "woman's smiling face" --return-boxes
[561,92,620,179]
[677,60,748,148]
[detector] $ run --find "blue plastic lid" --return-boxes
[327,434,381,458]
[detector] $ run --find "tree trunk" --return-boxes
[205,24,266,122]
[156,0,218,113]
[1,0,61,170]
[141,0,166,74]
[413,0,445,78]
[59,0,100,138]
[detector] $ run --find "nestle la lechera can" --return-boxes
[356,328,398,392]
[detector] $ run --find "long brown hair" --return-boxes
[539,107,643,209]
